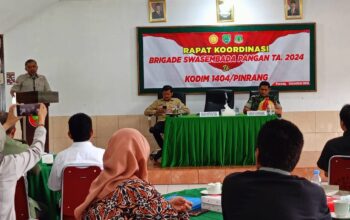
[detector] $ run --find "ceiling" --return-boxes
[0,0,59,33]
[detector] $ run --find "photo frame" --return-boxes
[285,0,303,20]
[216,0,234,23]
[149,0,167,23]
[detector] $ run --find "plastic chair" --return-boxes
[204,89,234,112]
[15,176,30,220]
[328,155,350,191]
[61,165,102,220]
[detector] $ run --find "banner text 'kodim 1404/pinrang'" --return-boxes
[138,23,316,93]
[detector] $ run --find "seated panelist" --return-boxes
[243,81,282,115]
[144,85,190,162]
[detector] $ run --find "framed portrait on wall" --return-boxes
[149,0,167,23]
[285,0,303,19]
[216,0,234,23]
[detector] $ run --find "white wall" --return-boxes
[3,0,350,115]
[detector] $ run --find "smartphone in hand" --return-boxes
[16,103,40,116]
[188,209,209,216]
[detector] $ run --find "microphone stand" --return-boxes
[32,75,37,91]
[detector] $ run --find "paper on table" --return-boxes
[42,154,54,164]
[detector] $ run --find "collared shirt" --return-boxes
[0,126,46,220]
[259,166,291,176]
[2,136,29,155]
[48,141,105,191]
[10,73,51,93]
[317,130,350,173]
[144,98,190,122]
[245,94,281,111]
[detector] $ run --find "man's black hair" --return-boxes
[68,113,92,142]
[162,85,173,93]
[25,59,37,66]
[340,104,350,130]
[257,119,304,172]
[259,81,271,88]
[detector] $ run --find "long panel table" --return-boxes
[161,114,277,167]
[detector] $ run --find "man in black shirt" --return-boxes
[317,104,350,176]
[222,119,331,220]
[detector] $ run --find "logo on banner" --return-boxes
[223,65,230,71]
[28,115,39,127]
[222,34,231,44]
[209,34,219,44]
[234,34,244,44]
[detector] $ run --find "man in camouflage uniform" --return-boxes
[243,81,282,115]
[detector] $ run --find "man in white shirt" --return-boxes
[48,113,105,191]
[0,104,47,220]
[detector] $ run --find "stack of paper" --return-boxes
[201,195,222,213]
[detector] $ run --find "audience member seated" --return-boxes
[74,128,192,219]
[222,119,331,220]
[318,104,350,177]
[243,81,282,115]
[144,85,190,162]
[48,113,105,191]
[0,104,47,220]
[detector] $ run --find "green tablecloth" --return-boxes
[27,161,61,220]
[164,188,223,220]
[162,114,277,167]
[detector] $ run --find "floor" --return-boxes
[147,160,326,187]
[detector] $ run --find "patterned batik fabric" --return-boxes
[83,179,189,220]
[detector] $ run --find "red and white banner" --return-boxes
[138,25,315,92]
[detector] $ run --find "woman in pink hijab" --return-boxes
[74,128,191,219]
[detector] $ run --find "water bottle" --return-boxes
[266,104,271,115]
[310,169,322,185]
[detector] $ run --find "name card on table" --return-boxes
[42,153,54,164]
[199,111,220,117]
[247,110,267,116]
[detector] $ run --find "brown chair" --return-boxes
[328,155,350,191]
[15,176,30,220]
[61,165,101,220]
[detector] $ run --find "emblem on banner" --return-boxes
[234,34,244,44]
[223,65,230,71]
[209,34,219,44]
[222,34,231,44]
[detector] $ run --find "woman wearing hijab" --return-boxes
[74,128,192,219]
